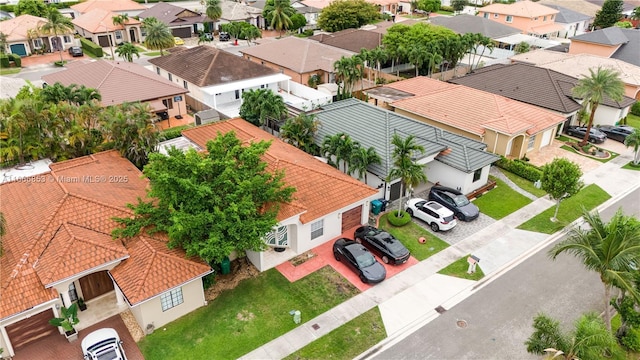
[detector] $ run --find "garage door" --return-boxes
[5,309,56,350]
[341,205,362,232]
[9,44,27,57]
[540,129,553,148]
[97,35,111,47]
[172,27,191,38]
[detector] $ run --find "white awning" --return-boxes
[494,34,561,48]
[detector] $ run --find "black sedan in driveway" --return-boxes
[598,125,635,143]
[68,46,83,57]
[354,226,410,265]
[565,125,607,143]
[428,186,480,221]
[333,238,386,284]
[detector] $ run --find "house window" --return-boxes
[261,61,264,65]
[141,28,147,37]
[63,35,71,43]
[543,16,547,21]
[483,13,488,19]
[235,89,240,99]
[473,168,482,182]
[156,67,161,75]
[506,15,513,22]
[160,288,183,311]
[534,17,539,20]
[528,134,536,150]
[265,226,288,247]
[183,80,188,89]
[260,84,265,89]
[162,98,174,109]
[493,13,498,18]
[33,38,43,48]
[115,30,122,40]
[68,282,78,302]
[168,73,173,81]
[310,220,324,240]
[551,15,554,20]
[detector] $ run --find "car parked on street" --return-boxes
[68,46,83,57]
[353,226,410,264]
[428,186,480,221]
[405,198,457,232]
[333,238,386,283]
[597,125,635,143]
[219,32,230,41]
[81,328,127,360]
[565,125,607,143]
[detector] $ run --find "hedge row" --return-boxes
[0,55,10,68]
[80,38,103,58]
[495,156,542,182]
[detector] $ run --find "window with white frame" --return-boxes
[168,73,173,81]
[265,226,288,247]
[483,13,488,19]
[63,35,71,43]
[473,168,482,182]
[310,220,323,240]
[68,282,78,302]
[33,39,43,48]
[115,31,122,40]
[506,15,513,22]
[183,80,188,89]
[160,288,183,311]
[528,134,536,150]
[493,13,499,18]
[156,67,161,75]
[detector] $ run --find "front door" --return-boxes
[129,28,136,43]
[78,271,114,301]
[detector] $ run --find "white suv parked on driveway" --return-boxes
[82,328,127,360]
[405,198,457,232]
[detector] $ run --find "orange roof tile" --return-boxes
[479,0,558,18]
[389,77,565,136]
[72,8,141,33]
[182,119,378,224]
[71,0,147,14]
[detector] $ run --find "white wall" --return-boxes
[575,99,630,126]
[426,161,482,194]
[280,81,332,111]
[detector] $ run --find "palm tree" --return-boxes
[279,113,320,154]
[205,0,222,34]
[270,0,293,37]
[387,133,427,217]
[70,85,101,106]
[369,46,388,84]
[143,18,174,56]
[350,145,381,184]
[115,42,140,62]
[240,25,262,46]
[39,8,73,63]
[112,14,129,56]
[407,44,427,77]
[548,208,640,332]
[572,67,625,146]
[321,133,343,168]
[335,133,356,174]
[624,127,640,165]
[104,102,160,169]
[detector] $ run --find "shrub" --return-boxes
[80,38,103,58]
[386,210,412,227]
[440,5,454,12]
[8,53,21,67]
[631,101,640,116]
[495,157,542,182]
[161,127,185,141]
[54,61,67,67]
[620,329,640,352]
[0,55,9,68]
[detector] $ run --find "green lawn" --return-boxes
[517,184,610,234]
[283,307,386,360]
[499,170,547,198]
[0,67,21,75]
[622,162,640,171]
[437,255,485,281]
[379,213,449,261]
[138,266,359,360]
[560,145,619,163]
[625,113,640,128]
[144,51,162,56]
[473,176,532,220]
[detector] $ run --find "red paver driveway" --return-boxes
[12,314,144,360]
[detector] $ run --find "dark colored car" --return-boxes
[565,126,607,143]
[333,238,386,283]
[219,32,230,41]
[428,186,480,221]
[68,46,83,57]
[202,32,214,41]
[598,125,635,143]
[354,226,410,265]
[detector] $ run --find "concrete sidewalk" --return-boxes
[241,149,640,360]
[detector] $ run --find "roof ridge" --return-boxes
[278,157,374,191]
[66,192,136,215]
[139,235,195,265]
[203,48,220,87]
[65,222,126,252]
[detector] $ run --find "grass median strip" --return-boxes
[379,212,449,261]
[473,176,532,220]
[139,266,359,360]
[438,255,485,281]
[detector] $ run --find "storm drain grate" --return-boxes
[435,306,446,314]
[312,324,320,330]
[456,320,468,328]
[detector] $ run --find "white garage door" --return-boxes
[540,129,553,148]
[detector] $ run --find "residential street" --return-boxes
[368,187,640,359]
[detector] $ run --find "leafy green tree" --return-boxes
[612,290,640,351]
[514,41,530,54]
[111,14,129,58]
[239,24,262,45]
[335,133,356,173]
[417,0,440,14]
[115,42,140,62]
[112,132,296,264]
[572,67,625,146]
[205,0,222,33]
[198,32,212,44]
[593,0,624,29]
[526,312,623,360]
[15,0,47,17]
[624,128,640,165]
[350,145,381,183]
[290,13,307,32]
[143,17,174,55]
[280,113,320,155]
[39,8,74,63]
[239,89,287,130]
[451,0,466,13]
[540,157,583,221]
[0,32,7,55]
[631,6,640,20]
[549,208,640,331]
[317,0,380,32]
[387,134,427,217]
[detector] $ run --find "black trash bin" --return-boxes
[378,199,389,212]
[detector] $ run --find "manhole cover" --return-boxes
[456,320,468,328]
[312,323,320,330]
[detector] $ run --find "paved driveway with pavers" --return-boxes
[411,213,497,246]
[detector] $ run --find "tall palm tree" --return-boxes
[368,46,388,84]
[279,113,320,154]
[335,133,356,174]
[39,8,73,63]
[572,67,625,146]
[549,208,640,332]
[270,0,293,37]
[350,145,381,184]
[407,44,427,77]
[70,85,101,106]
[624,127,640,165]
[104,102,160,169]
[115,42,140,62]
[321,133,343,168]
[143,18,174,56]
[205,0,222,34]
[387,133,427,217]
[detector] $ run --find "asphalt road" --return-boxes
[370,187,640,360]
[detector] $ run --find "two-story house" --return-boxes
[477,0,565,39]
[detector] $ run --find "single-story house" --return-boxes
[42,60,189,123]
[169,118,379,271]
[312,98,501,198]
[365,76,566,159]
[449,63,635,127]
[148,46,331,117]
[70,0,147,18]
[511,49,640,100]
[0,151,211,358]
[72,8,142,47]
[568,27,640,67]
[138,2,208,39]
[0,14,75,56]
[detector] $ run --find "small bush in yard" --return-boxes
[631,101,640,116]
[620,329,640,352]
[386,210,411,227]
[495,156,542,182]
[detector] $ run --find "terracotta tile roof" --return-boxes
[110,236,210,305]
[385,76,454,96]
[72,8,141,33]
[42,60,187,107]
[479,0,558,17]
[239,36,356,73]
[182,119,378,224]
[389,77,565,136]
[71,0,146,14]
[0,151,209,319]
[309,29,383,52]
[0,14,71,42]
[138,2,207,27]
[148,46,279,87]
